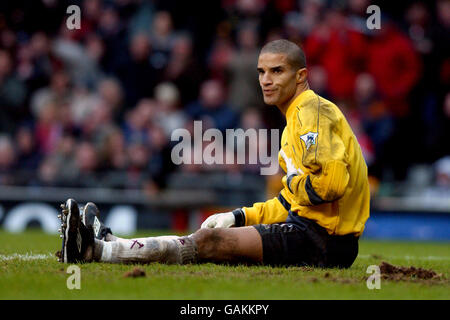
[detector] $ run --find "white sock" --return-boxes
[94,235,197,264]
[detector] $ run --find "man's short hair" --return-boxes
[260,39,306,70]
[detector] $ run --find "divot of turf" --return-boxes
[379,261,445,284]
[123,267,146,278]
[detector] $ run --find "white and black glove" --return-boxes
[280,149,304,192]
[201,209,245,229]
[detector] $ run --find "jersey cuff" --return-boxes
[232,208,246,227]
[305,175,326,205]
[277,193,291,212]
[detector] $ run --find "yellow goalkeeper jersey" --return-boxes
[243,89,370,236]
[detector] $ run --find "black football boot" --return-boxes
[58,198,94,263]
[81,202,113,240]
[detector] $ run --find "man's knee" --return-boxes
[192,228,223,247]
[192,228,229,260]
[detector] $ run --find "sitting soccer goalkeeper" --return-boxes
[57,39,370,268]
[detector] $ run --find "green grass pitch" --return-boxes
[0,229,448,300]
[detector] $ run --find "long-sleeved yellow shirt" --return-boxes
[243,89,370,236]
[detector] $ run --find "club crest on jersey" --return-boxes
[300,132,318,151]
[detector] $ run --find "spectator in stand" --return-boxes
[433,0,450,95]
[423,156,450,202]
[432,1,450,158]
[73,141,101,188]
[405,2,433,61]
[122,100,151,146]
[207,22,235,81]
[69,86,101,128]
[97,4,128,74]
[307,65,329,98]
[76,0,103,39]
[226,22,263,112]
[97,77,125,121]
[34,101,63,156]
[69,77,123,133]
[435,156,450,191]
[353,73,393,178]
[154,82,188,138]
[238,107,267,174]
[438,92,450,157]
[15,125,42,172]
[0,28,17,54]
[79,98,116,146]
[30,70,73,120]
[0,50,27,134]
[116,32,157,107]
[99,127,132,189]
[126,140,153,189]
[186,79,238,133]
[342,103,375,169]
[367,20,421,117]
[0,135,17,185]
[99,127,128,172]
[164,33,204,106]
[53,25,105,90]
[282,11,303,45]
[366,19,422,180]
[52,133,78,185]
[146,124,173,187]
[17,32,53,93]
[282,0,324,44]
[225,0,267,31]
[36,156,61,187]
[149,11,176,72]
[347,0,372,34]
[127,0,156,37]
[304,7,367,101]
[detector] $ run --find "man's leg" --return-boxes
[92,235,197,264]
[92,227,263,265]
[59,199,263,265]
[192,227,262,264]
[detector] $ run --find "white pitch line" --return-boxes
[0,252,53,262]
[358,254,450,261]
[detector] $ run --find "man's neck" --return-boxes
[277,83,310,116]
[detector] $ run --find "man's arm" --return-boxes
[283,159,350,206]
[241,196,289,226]
[284,105,350,206]
[201,196,289,228]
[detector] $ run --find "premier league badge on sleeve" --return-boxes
[300,132,318,151]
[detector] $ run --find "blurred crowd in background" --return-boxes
[0,0,449,199]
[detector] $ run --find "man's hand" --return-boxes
[280,149,304,193]
[280,149,303,176]
[201,212,235,229]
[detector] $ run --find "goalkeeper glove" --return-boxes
[200,209,245,228]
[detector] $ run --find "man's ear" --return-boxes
[296,68,307,84]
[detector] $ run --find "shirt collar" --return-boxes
[285,89,315,120]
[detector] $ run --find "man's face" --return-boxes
[257,53,298,107]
